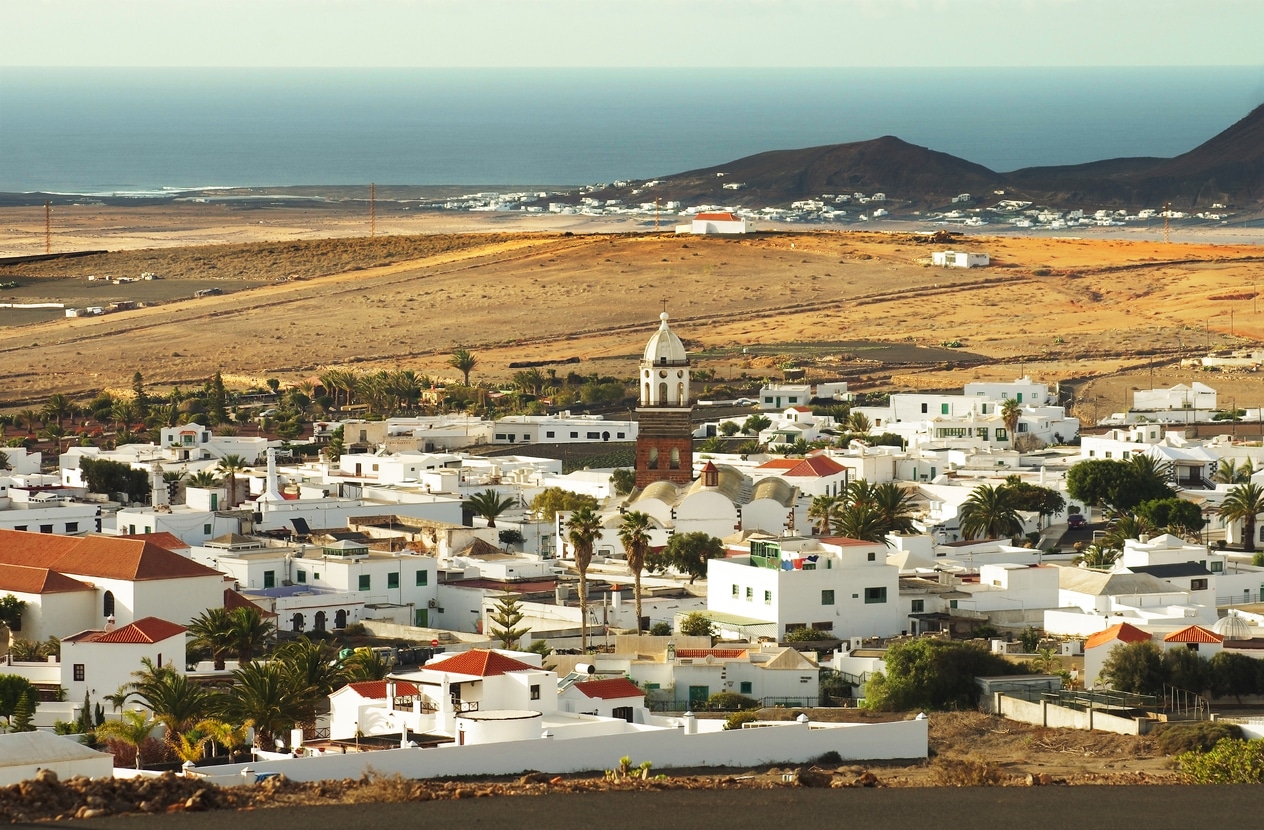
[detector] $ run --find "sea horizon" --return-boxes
[3,66,1263,195]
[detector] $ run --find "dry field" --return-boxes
[2,204,1264,411]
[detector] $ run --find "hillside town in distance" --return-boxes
[4,306,1264,786]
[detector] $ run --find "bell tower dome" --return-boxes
[635,312,693,488]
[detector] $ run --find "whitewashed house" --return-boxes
[60,617,188,709]
[931,250,989,268]
[677,212,752,235]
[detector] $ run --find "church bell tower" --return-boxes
[635,312,694,488]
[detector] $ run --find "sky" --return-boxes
[4,0,1263,68]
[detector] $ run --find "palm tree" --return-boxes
[1000,398,1022,442]
[466,489,516,528]
[111,399,138,430]
[187,607,235,670]
[831,501,892,545]
[342,649,390,682]
[567,506,602,651]
[844,478,879,508]
[512,368,547,396]
[0,451,10,472]
[786,438,812,456]
[958,484,1023,540]
[1073,543,1121,570]
[617,510,653,632]
[96,709,158,770]
[807,494,842,535]
[196,717,250,762]
[846,411,872,434]
[121,657,214,739]
[388,369,424,413]
[274,637,347,731]
[186,469,220,489]
[17,409,40,434]
[1214,458,1254,485]
[871,482,918,535]
[42,393,73,428]
[1128,452,1174,492]
[1100,514,1153,550]
[217,660,315,750]
[227,606,275,664]
[1220,482,1264,552]
[449,348,478,387]
[215,453,249,508]
[162,469,185,504]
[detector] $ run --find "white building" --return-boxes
[1133,383,1217,413]
[60,617,188,710]
[677,212,752,235]
[705,536,902,641]
[931,250,990,268]
[493,413,637,445]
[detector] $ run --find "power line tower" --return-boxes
[370,182,377,238]
[1163,201,1171,244]
[44,201,51,254]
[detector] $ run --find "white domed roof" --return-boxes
[642,312,688,365]
[1213,613,1253,640]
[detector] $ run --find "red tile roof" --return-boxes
[427,649,539,677]
[779,456,846,478]
[790,406,813,412]
[1164,625,1224,644]
[676,648,748,660]
[0,530,221,582]
[755,459,800,470]
[573,677,644,700]
[64,616,186,645]
[224,589,279,618]
[817,536,884,547]
[695,212,739,221]
[1085,622,1152,651]
[0,563,94,595]
[122,532,190,553]
[346,680,421,699]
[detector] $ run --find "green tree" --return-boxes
[487,593,530,650]
[870,482,918,535]
[228,606,275,665]
[449,348,478,386]
[846,410,872,433]
[0,675,35,720]
[529,487,599,522]
[8,692,35,733]
[274,637,347,706]
[1000,477,1066,524]
[618,510,654,632]
[679,612,715,638]
[1098,640,1166,694]
[1163,647,1212,695]
[1219,483,1264,552]
[718,421,740,437]
[958,484,1023,541]
[121,657,214,739]
[209,371,228,425]
[1178,739,1264,784]
[566,506,602,652]
[1213,458,1255,485]
[1072,542,1121,570]
[132,371,150,420]
[1099,514,1154,550]
[78,456,151,503]
[1209,651,1260,703]
[742,414,771,436]
[188,608,236,671]
[831,501,892,544]
[650,532,724,583]
[214,453,250,509]
[96,709,158,769]
[1000,398,1022,442]
[1135,498,1205,536]
[342,649,390,682]
[610,468,637,496]
[217,660,315,749]
[0,595,25,631]
[186,469,220,489]
[807,494,842,535]
[862,639,1028,711]
[466,489,516,528]
[41,393,74,428]
[1068,458,1174,514]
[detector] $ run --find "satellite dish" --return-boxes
[704,654,714,665]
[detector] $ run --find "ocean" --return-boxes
[2,67,1263,194]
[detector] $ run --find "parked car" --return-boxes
[1067,514,1087,529]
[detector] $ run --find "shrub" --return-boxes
[784,626,830,642]
[723,711,760,731]
[930,756,1008,786]
[679,612,716,638]
[648,622,672,637]
[1177,738,1264,783]
[1155,721,1243,756]
[707,692,759,711]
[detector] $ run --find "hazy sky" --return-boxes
[5,0,1262,68]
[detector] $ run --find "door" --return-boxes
[415,608,428,627]
[335,609,348,629]
[689,685,709,708]
[314,611,326,632]
[612,706,634,723]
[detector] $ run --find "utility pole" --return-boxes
[44,201,51,254]
[370,182,376,238]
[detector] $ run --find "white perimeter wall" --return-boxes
[192,717,927,785]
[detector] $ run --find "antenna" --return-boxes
[44,201,51,254]
[370,183,377,238]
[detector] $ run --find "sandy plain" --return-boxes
[1,202,1263,417]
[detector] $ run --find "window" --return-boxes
[530,684,541,700]
[941,403,949,415]
[732,584,739,598]
[740,681,752,695]
[586,431,599,439]
[911,599,925,613]
[1191,578,1209,591]
[996,429,1008,441]
[1211,561,1224,573]
[648,447,659,469]
[73,664,85,682]
[388,572,400,590]
[821,590,835,606]
[103,590,115,617]
[981,403,989,414]
[745,587,753,601]
[358,574,371,591]
[296,570,307,584]
[203,524,212,535]
[546,431,555,438]
[867,552,876,561]
[263,570,276,589]
[921,403,928,413]
[864,587,887,604]
[788,396,798,404]
[12,525,24,532]
[949,599,958,609]
[617,432,625,439]
[416,570,429,586]
[764,590,772,605]
[65,522,78,533]
[670,447,680,469]
[764,397,773,404]
[570,432,579,438]
[40,524,53,534]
